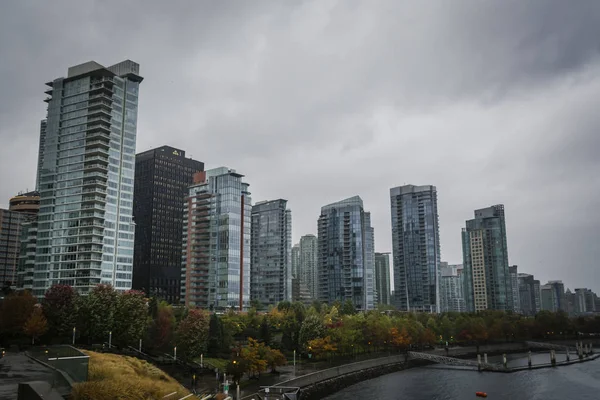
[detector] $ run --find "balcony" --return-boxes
[85,139,110,149]
[84,155,109,165]
[83,171,108,180]
[84,163,108,172]
[82,187,106,195]
[81,195,105,204]
[85,146,109,157]
[82,179,107,188]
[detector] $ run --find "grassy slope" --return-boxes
[71,350,189,400]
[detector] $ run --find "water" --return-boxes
[324,354,600,400]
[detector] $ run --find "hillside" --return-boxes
[71,350,190,400]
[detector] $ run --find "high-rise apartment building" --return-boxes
[34,60,142,296]
[132,146,204,304]
[508,265,520,313]
[518,273,541,316]
[374,252,391,305]
[299,234,318,299]
[291,244,300,279]
[317,196,375,311]
[8,191,41,290]
[181,168,251,310]
[390,185,440,313]
[1,203,36,288]
[540,280,566,312]
[250,199,292,306]
[439,262,466,313]
[462,205,512,312]
[36,120,47,191]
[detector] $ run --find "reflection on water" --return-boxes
[324,354,600,400]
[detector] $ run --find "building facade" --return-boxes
[540,280,566,312]
[36,120,47,191]
[8,191,41,291]
[299,234,318,299]
[291,243,300,279]
[250,199,292,307]
[34,60,142,296]
[317,196,375,311]
[518,273,541,316]
[390,185,440,313]
[181,168,251,310]
[439,262,466,313]
[508,265,520,313]
[462,205,512,312]
[0,210,28,288]
[132,145,204,304]
[374,252,391,305]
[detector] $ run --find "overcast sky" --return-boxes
[1,1,599,292]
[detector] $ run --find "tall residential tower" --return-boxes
[317,196,375,311]
[390,185,440,313]
[181,168,251,310]
[374,252,391,305]
[299,234,318,299]
[132,145,204,303]
[34,60,142,296]
[462,205,512,312]
[250,199,292,306]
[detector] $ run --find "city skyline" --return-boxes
[1,2,600,293]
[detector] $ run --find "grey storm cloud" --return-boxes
[1,0,600,291]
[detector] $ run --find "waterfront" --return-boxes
[325,353,600,400]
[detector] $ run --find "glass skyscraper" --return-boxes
[462,205,512,312]
[299,234,318,299]
[390,185,440,313]
[317,196,375,311]
[374,252,391,305]
[439,262,466,313]
[34,60,142,296]
[181,168,251,311]
[250,199,292,306]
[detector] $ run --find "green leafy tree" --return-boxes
[42,284,78,341]
[176,308,210,359]
[114,290,148,347]
[148,301,176,350]
[207,313,225,356]
[77,284,118,343]
[299,315,325,349]
[259,316,271,346]
[266,347,287,372]
[341,300,356,316]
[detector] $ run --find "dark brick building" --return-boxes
[133,145,203,303]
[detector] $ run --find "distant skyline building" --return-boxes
[390,185,440,313]
[374,252,391,305]
[439,262,466,313]
[462,205,512,312]
[181,168,251,310]
[1,192,40,289]
[508,265,520,313]
[34,60,142,296]
[299,234,318,299]
[518,273,541,316]
[132,145,204,304]
[9,191,41,290]
[250,199,292,306]
[317,196,375,311]
[540,280,566,312]
[291,243,300,279]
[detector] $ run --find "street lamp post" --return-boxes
[72,327,76,345]
[174,346,177,361]
[108,331,112,349]
[293,350,296,375]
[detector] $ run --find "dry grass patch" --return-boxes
[71,350,189,400]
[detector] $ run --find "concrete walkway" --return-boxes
[0,352,70,400]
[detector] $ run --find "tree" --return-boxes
[43,284,78,341]
[241,338,268,377]
[176,308,210,359]
[77,285,118,343]
[207,313,225,356]
[250,299,263,311]
[419,328,437,347]
[341,300,356,316]
[307,336,337,360]
[24,306,48,344]
[114,290,148,347]
[266,347,287,372]
[259,317,271,346]
[0,291,37,337]
[390,327,411,351]
[298,315,325,349]
[149,301,176,350]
